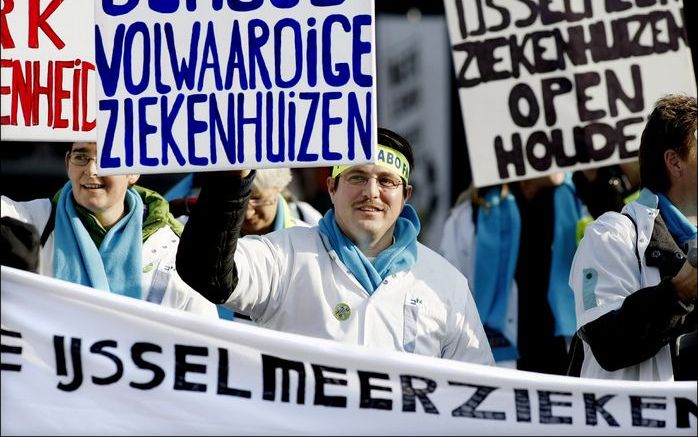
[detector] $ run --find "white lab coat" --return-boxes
[569,192,671,380]
[1,196,217,317]
[228,225,495,365]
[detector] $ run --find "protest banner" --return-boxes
[443,0,697,187]
[2,266,696,435]
[0,0,97,141]
[93,0,377,176]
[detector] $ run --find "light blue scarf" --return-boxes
[53,182,143,299]
[657,193,697,246]
[472,176,581,359]
[273,194,287,231]
[164,173,194,201]
[548,178,583,337]
[472,187,521,361]
[319,204,420,294]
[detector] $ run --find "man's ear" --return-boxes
[664,149,682,178]
[64,152,71,172]
[326,176,336,203]
[128,174,141,186]
[404,184,413,203]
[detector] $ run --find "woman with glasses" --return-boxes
[176,128,494,365]
[1,142,217,317]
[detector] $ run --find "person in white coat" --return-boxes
[1,142,217,317]
[176,128,494,365]
[569,94,697,381]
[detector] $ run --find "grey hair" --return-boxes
[252,168,293,190]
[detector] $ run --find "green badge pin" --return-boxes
[333,303,351,321]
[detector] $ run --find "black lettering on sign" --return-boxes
[262,354,306,404]
[174,344,208,392]
[358,370,392,410]
[538,390,573,424]
[312,364,347,408]
[90,340,123,386]
[630,395,666,428]
[400,374,439,414]
[0,328,22,372]
[449,382,505,420]
[217,348,252,398]
[514,388,532,422]
[675,397,698,429]
[583,393,619,426]
[130,342,165,390]
[54,336,83,392]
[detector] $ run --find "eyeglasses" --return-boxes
[248,197,278,208]
[341,173,403,190]
[68,152,97,167]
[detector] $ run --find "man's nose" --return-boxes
[361,177,381,197]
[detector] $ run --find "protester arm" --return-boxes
[570,212,694,372]
[176,171,255,303]
[578,278,693,371]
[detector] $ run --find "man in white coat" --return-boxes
[177,128,494,365]
[1,142,217,317]
[569,94,697,381]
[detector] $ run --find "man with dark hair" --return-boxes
[177,127,494,364]
[569,94,697,380]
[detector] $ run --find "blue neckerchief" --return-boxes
[319,204,420,294]
[473,187,520,361]
[163,174,194,201]
[53,182,143,299]
[273,193,286,232]
[657,193,697,246]
[548,176,582,337]
[472,176,581,360]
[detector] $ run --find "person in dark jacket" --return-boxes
[569,94,697,381]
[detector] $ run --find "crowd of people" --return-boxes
[1,95,696,381]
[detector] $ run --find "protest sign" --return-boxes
[2,266,696,435]
[377,14,452,249]
[93,0,377,176]
[0,0,97,141]
[443,0,697,187]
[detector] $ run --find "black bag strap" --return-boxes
[40,201,57,247]
[622,212,642,274]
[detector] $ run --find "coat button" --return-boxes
[651,250,661,258]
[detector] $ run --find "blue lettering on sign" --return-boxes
[322,91,342,160]
[160,94,186,166]
[124,22,151,95]
[95,6,374,170]
[102,0,347,15]
[322,14,350,87]
[138,96,159,167]
[199,22,224,92]
[187,93,209,166]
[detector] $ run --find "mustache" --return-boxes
[353,200,384,210]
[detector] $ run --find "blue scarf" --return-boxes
[163,173,194,201]
[53,182,143,299]
[472,176,581,360]
[273,194,287,231]
[473,187,521,361]
[657,193,697,246]
[319,204,420,294]
[548,178,582,337]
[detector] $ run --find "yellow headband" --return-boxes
[332,144,410,183]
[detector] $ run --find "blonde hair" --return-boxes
[252,168,293,191]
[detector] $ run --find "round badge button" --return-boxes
[333,303,351,321]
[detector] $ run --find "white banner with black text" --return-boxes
[1,266,696,436]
